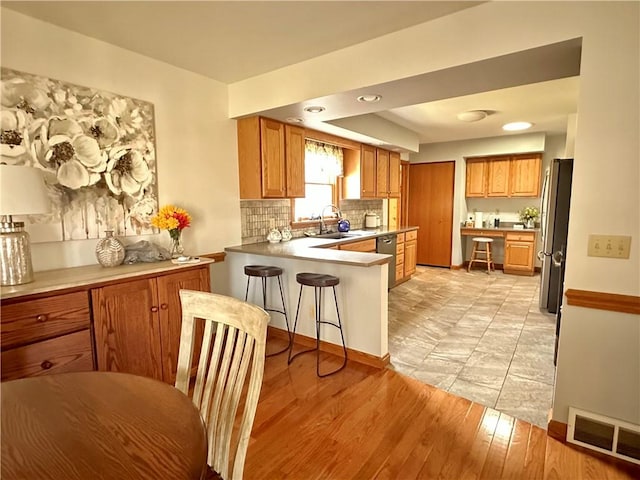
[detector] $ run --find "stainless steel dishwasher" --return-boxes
[376,234,397,289]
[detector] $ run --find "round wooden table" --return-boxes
[1,372,208,480]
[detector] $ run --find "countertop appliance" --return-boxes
[376,234,397,289]
[538,158,573,365]
[365,213,380,228]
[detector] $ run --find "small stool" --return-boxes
[287,273,347,377]
[467,237,495,274]
[244,265,291,356]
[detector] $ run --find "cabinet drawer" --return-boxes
[396,242,405,255]
[396,233,405,244]
[506,232,535,242]
[1,291,90,349]
[405,230,418,241]
[339,238,377,252]
[1,329,94,381]
[396,252,405,266]
[395,264,405,281]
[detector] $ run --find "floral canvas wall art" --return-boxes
[0,67,158,242]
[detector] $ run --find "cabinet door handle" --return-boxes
[41,360,53,370]
[160,303,168,310]
[36,314,48,323]
[150,306,159,312]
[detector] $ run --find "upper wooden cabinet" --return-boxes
[360,144,377,198]
[360,145,400,198]
[465,159,487,197]
[375,148,390,198]
[237,116,305,199]
[509,153,542,197]
[388,152,401,197]
[487,157,510,197]
[465,153,542,198]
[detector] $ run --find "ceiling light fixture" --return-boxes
[456,110,488,122]
[357,94,382,103]
[303,105,325,114]
[286,117,303,124]
[502,121,533,131]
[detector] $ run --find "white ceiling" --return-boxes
[2,1,579,150]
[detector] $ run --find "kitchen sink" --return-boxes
[315,232,364,239]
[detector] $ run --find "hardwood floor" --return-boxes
[244,343,640,479]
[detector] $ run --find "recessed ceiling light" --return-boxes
[457,110,488,122]
[286,117,303,123]
[357,94,382,103]
[303,105,325,113]
[502,121,533,131]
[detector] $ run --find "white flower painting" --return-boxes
[0,67,158,241]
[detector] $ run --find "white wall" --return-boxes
[1,8,241,272]
[227,1,640,426]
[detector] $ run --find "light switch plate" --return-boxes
[587,235,632,259]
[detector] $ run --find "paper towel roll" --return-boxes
[474,212,484,228]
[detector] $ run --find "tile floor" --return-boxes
[388,265,557,429]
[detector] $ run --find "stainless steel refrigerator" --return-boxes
[538,158,574,314]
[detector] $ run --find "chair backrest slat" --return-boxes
[175,290,269,480]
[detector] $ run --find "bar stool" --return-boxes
[287,273,347,377]
[244,265,291,356]
[467,237,495,274]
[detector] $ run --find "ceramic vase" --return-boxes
[95,230,125,267]
[267,228,282,243]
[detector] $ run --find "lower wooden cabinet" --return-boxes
[1,330,94,381]
[404,230,418,277]
[92,266,210,384]
[338,238,376,253]
[1,291,93,381]
[504,232,536,275]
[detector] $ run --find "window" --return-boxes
[293,140,343,222]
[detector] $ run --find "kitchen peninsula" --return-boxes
[224,227,417,366]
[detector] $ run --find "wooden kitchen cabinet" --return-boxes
[509,153,542,197]
[487,157,510,197]
[465,154,541,198]
[404,229,418,277]
[285,122,306,197]
[375,148,390,198]
[237,116,305,199]
[339,238,377,253]
[1,291,94,381]
[395,232,405,282]
[375,148,401,199]
[465,159,487,197]
[504,231,536,275]
[92,265,210,384]
[360,144,377,198]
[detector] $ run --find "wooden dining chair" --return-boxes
[175,290,269,480]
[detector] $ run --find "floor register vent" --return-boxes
[567,407,640,465]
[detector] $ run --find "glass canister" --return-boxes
[95,230,125,267]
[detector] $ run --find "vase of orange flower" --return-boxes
[151,205,192,258]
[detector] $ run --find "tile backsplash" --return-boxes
[240,199,383,244]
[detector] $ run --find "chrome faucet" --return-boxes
[319,204,342,234]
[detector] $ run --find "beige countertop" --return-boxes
[225,226,418,268]
[1,258,215,301]
[461,227,540,235]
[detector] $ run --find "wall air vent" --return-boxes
[567,407,640,465]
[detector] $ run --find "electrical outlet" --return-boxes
[587,235,632,259]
